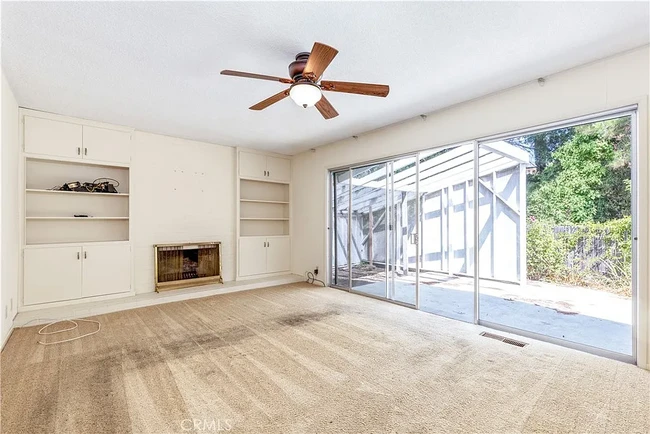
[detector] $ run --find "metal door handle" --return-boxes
[77,147,81,155]
[267,241,270,247]
[84,251,87,259]
[84,148,87,156]
[77,252,80,260]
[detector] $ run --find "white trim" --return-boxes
[14,274,304,328]
[239,175,290,185]
[1,326,15,351]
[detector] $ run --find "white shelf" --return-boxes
[240,176,290,185]
[26,189,129,197]
[240,199,289,204]
[240,217,289,221]
[26,217,129,220]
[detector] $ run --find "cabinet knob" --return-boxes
[84,251,87,259]
[77,147,81,155]
[77,252,80,260]
[84,148,87,156]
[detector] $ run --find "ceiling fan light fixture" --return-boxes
[289,82,322,108]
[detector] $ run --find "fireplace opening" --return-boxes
[183,249,199,279]
[154,242,223,291]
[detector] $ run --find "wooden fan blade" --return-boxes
[221,70,293,84]
[303,42,338,81]
[249,89,290,111]
[315,95,339,119]
[320,80,389,97]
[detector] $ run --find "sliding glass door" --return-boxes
[330,156,419,306]
[417,144,475,322]
[350,162,389,298]
[387,157,418,305]
[331,170,351,287]
[329,107,637,361]
[477,114,636,356]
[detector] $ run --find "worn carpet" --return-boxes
[2,283,649,433]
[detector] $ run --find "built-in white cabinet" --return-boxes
[81,244,131,298]
[24,115,131,165]
[239,236,291,277]
[20,109,135,311]
[239,236,269,276]
[266,236,291,273]
[266,156,291,183]
[23,243,131,306]
[24,116,82,159]
[239,151,291,183]
[82,126,131,164]
[237,149,292,279]
[24,246,83,305]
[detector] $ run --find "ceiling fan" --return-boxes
[220,42,389,119]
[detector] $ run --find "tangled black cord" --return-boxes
[306,271,326,287]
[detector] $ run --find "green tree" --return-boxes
[526,118,631,224]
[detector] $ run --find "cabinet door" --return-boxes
[82,244,131,298]
[239,237,267,276]
[82,126,131,164]
[266,236,291,273]
[24,246,82,305]
[239,151,267,179]
[266,156,291,183]
[24,116,83,159]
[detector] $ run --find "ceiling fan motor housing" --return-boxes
[288,52,311,81]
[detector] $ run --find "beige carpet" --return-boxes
[2,283,649,433]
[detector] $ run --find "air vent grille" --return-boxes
[480,331,528,347]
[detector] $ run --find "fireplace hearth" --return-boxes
[154,242,223,291]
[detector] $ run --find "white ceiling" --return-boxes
[2,2,648,155]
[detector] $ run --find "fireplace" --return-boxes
[154,242,223,291]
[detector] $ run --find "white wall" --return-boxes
[291,46,650,366]
[131,132,236,293]
[1,72,20,346]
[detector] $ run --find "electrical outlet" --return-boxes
[314,267,319,276]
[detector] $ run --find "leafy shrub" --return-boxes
[527,217,632,296]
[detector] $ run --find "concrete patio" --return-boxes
[342,271,633,355]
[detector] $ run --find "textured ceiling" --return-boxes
[2,2,649,155]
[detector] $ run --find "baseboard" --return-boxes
[14,274,304,328]
[1,326,15,351]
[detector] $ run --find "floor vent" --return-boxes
[480,331,528,347]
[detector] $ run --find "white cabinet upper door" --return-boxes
[239,151,267,179]
[82,243,131,298]
[24,246,83,305]
[266,236,291,273]
[24,116,83,159]
[239,236,268,277]
[266,156,291,183]
[82,126,131,164]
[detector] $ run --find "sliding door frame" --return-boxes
[327,104,640,365]
[329,155,420,310]
[475,105,638,364]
